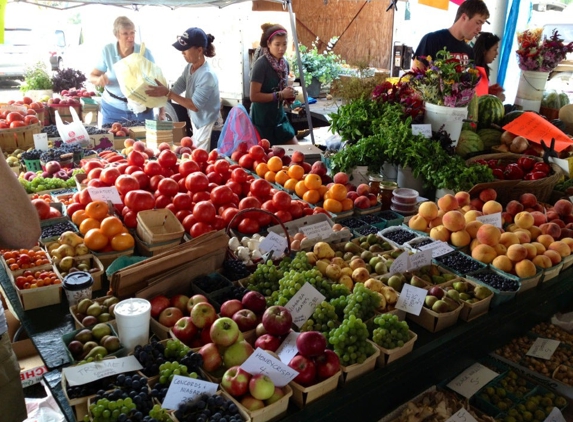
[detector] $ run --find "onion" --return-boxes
[501,131,517,145]
[509,136,529,153]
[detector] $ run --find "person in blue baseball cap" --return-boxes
[147,27,220,151]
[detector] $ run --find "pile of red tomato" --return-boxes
[0,97,43,129]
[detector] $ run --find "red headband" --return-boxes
[268,29,287,42]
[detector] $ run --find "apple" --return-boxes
[186,294,209,314]
[254,334,282,352]
[262,306,292,336]
[220,299,243,318]
[170,294,190,314]
[171,316,198,345]
[314,349,341,381]
[289,355,317,386]
[296,331,327,358]
[265,386,286,405]
[242,291,267,314]
[190,302,217,329]
[222,341,254,368]
[249,373,275,400]
[221,366,251,397]
[209,317,240,347]
[150,295,170,319]
[158,307,184,328]
[240,394,265,411]
[198,342,223,372]
[232,309,258,332]
[255,322,267,337]
[200,325,212,345]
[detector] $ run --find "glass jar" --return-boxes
[380,181,398,210]
[368,175,384,197]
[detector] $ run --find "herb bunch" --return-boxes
[20,62,53,92]
[51,68,87,93]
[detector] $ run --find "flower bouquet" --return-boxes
[516,28,573,72]
[371,80,424,123]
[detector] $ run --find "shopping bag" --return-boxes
[54,106,91,147]
[114,43,168,109]
[217,104,260,156]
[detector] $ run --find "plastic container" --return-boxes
[62,271,94,306]
[392,188,419,204]
[113,298,151,353]
[390,198,417,213]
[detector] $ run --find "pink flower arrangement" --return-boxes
[516,28,573,72]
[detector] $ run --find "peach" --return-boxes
[333,172,349,185]
[519,193,538,208]
[437,194,459,212]
[553,219,566,229]
[499,232,520,248]
[514,211,534,229]
[476,224,501,246]
[502,212,514,225]
[418,201,439,221]
[548,241,571,257]
[530,211,547,227]
[561,237,573,253]
[479,188,497,202]
[461,205,474,213]
[442,210,466,232]
[561,228,573,239]
[515,259,537,278]
[492,255,513,273]
[356,184,370,196]
[464,210,483,223]
[505,200,524,217]
[429,216,443,228]
[554,199,573,217]
[507,224,519,232]
[544,249,562,265]
[532,254,553,269]
[507,244,528,262]
[514,230,531,244]
[531,242,546,255]
[494,243,508,256]
[409,214,429,232]
[471,244,497,264]
[566,215,573,224]
[455,191,471,207]
[540,222,561,240]
[470,238,481,252]
[537,234,555,249]
[523,243,538,260]
[450,230,471,247]
[430,225,450,242]
[482,200,503,215]
[470,198,484,212]
[528,225,541,241]
[465,220,483,239]
[546,210,560,221]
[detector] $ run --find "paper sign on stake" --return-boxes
[285,282,326,328]
[300,221,332,240]
[395,283,427,315]
[88,187,123,204]
[240,348,299,387]
[33,133,49,151]
[526,338,560,360]
[411,124,433,138]
[162,376,218,410]
[418,241,454,257]
[259,231,288,256]
[544,407,566,422]
[389,251,409,275]
[445,408,478,422]
[446,363,499,398]
[476,213,503,229]
[63,356,143,386]
[408,249,433,271]
[276,331,300,363]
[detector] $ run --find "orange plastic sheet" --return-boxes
[418,0,449,11]
[502,111,573,152]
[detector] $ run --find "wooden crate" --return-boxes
[53,254,105,292]
[225,384,292,422]
[374,331,417,368]
[339,340,380,385]
[69,295,117,330]
[0,123,42,153]
[407,302,463,333]
[8,268,62,310]
[289,371,341,408]
[134,232,181,257]
[48,104,82,124]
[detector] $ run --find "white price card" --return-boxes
[389,251,409,275]
[285,282,326,328]
[33,133,49,151]
[259,231,288,256]
[300,221,332,240]
[276,331,300,364]
[88,187,123,204]
[445,408,478,422]
[544,407,566,422]
[395,283,427,316]
[476,213,503,229]
[408,249,433,271]
[241,348,299,387]
[62,356,143,386]
[526,338,560,360]
[446,363,499,399]
[569,196,573,204]
[411,124,433,139]
[418,240,454,258]
[162,376,218,410]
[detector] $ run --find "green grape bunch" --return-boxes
[300,301,340,334]
[158,361,198,385]
[371,314,411,350]
[246,259,284,297]
[328,315,375,366]
[343,283,381,321]
[164,339,190,360]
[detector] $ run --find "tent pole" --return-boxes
[285,0,315,145]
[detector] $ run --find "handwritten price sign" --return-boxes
[445,408,478,422]
[285,283,325,328]
[446,363,499,398]
[418,241,454,258]
[526,338,560,360]
[395,283,426,315]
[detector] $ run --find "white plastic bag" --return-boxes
[114,43,168,109]
[55,107,91,147]
[24,380,65,422]
[551,312,573,333]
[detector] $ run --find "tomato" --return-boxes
[192,191,211,203]
[124,190,155,213]
[30,102,43,111]
[78,189,93,205]
[24,115,39,125]
[208,150,219,162]
[239,196,262,210]
[83,160,104,173]
[210,185,234,206]
[249,145,265,161]
[155,195,171,209]
[289,201,304,219]
[259,138,271,151]
[175,209,192,222]
[238,154,255,169]
[261,200,277,214]
[32,199,50,220]
[225,180,242,196]
[250,179,272,198]
[275,210,293,223]
[22,96,32,105]
[26,109,37,116]
[115,174,140,195]
[238,218,260,234]
[122,210,137,228]
[124,165,141,174]
[190,222,213,238]
[192,149,209,163]
[185,172,209,193]
[178,177,187,192]
[182,214,198,232]
[272,191,292,209]
[65,202,85,217]
[231,168,248,183]
[128,150,147,167]
[0,121,8,129]
[171,173,183,183]
[193,201,216,224]
[165,203,177,214]
[205,164,215,174]
[214,159,230,174]
[88,167,103,180]
[6,112,24,123]
[179,160,200,177]
[171,192,191,211]
[212,215,226,231]
[206,171,223,185]
[149,175,165,191]
[221,207,240,228]
[144,161,163,177]
[158,178,179,197]
[100,167,121,186]
[207,182,218,192]
[10,121,27,128]
[157,149,177,168]
[115,163,129,174]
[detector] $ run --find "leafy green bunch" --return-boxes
[51,68,87,93]
[290,37,345,86]
[20,62,53,92]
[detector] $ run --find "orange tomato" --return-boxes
[304,174,322,190]
[84,228,109,251]
[85,201,109,221]
[267,156,283,172]
[79,218,101,235]
[287,165,304,181]
[329,183,348,201]
[323,198,343,213]
[264,171,276,183]
[295,180,308,198]
[303,189,320,204]
[255,163,269,177]
[341,198,354,211]
[275,170,289,186]
[71,210,89,226]
[110,233,134,251]
[283,178,297,193]
[100,216,124,239]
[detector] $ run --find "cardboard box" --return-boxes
[134,233,181,257]
[53,254,104,292]
[172,121,187,144]
[374,331,417,368]
[339,340,380,385]
[8,268,62,311]
[290,371,341,408]
[69,295,117,330]
[89,133,114,150]
[225,384,292,422]
[407,302,462,333]
[128,126,146,139]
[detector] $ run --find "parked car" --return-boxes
[49,26,83,72]
[0,28,43,79]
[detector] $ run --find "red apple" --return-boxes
[232,309,258,332]
[254,334,281,352]
[198,342,222,372]
[314,349,341,380]
[209,317,240,347]
[221,366,251,397]
[170,294,190,314]
[242,291,267,314]
[150,295,170,319]
[220,299,243,318]
[289,354,317,386]
[186,294,209,314]
[296,331,327,358]
[171,316,198,345]
[262,306,292,336]
[265,386,286,405]
[190,302,217,329]
[240,394,265,411]
[158,307,184,328]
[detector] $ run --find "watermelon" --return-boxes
[477,95,505,129]
[462,95,479,132]
[477,128,503,149]
[455,130,484,158]
[500,110,525,127]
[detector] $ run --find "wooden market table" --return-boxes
[2,263,573,422]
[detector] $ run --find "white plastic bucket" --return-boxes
[515,71,549,112]
[423,102,468,146]
[114,298,151,353]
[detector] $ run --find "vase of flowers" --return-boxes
[515,28,573,112]
[405,49,481,145]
